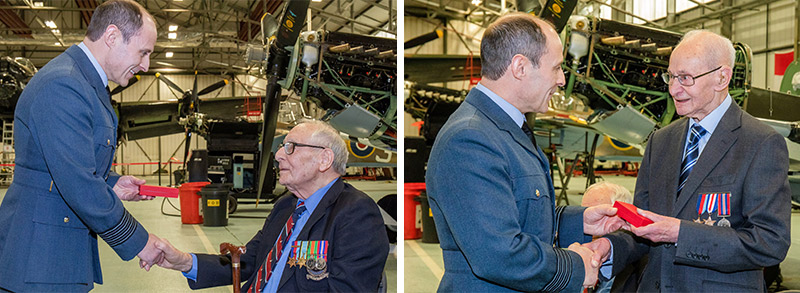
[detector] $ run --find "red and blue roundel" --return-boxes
[347,141,375,158]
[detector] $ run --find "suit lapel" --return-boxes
[672,104,741,216]
[64,45,118,127]
[276,178,344,290]
[465,89,545,163]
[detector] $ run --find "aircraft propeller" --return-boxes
[255,0,311,204]
[154,71,229,168]
[109,75,141,96]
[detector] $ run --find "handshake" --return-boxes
[567,238,612,289]
[573,204,683,288]
[136,233,194,273]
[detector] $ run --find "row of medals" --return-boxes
[694,213,730,227]
[288,255,328,280]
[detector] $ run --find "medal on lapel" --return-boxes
[717,193,731,227]
[291,240,329,281]
[696,193,719,225]
[702,193,717,226]
[694,194,706,223]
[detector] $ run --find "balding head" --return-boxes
[674,30,735,70]
[582,182,632,207]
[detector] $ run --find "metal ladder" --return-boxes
[0,119,13,184]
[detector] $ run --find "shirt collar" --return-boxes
[475,83,526,128]
[78,42,108,87]
[690,94,732,135]
[296,177,338,214]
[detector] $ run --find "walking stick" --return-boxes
[220,242,247,293]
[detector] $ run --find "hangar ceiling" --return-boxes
[0,0,397,75]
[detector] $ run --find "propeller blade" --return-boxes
[110,75,140,95]
[155,72,184,93]
[182,130,192,169]
[404,29,443,49]
[256,0,310,206]
[192,71,199,112]
[275,0,310,48]
[197,79,229,96]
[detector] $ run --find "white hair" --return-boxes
[297,119,348,175]
[585,181,632,204]
[679,30,735,68]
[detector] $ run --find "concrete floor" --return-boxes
[0,177,397,293]
[404,174,800,292]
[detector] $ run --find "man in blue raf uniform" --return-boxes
[426,13,626,292]
[153,120,389,292]
[0,1,163,291]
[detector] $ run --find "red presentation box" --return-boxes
[613,201,653,227]
[139,185,179,198]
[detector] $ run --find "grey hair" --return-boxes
[86,0,149,43]
[480,12,550,80]
[585,181,632,204]
[678,30,735,69]
[298,119,348,175]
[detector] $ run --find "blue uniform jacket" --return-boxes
[0,45,148,292]
[426,88,590,292]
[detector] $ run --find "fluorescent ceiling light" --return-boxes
[44,20,57,29]
[165,51,174,58]
[168,25,178,32]
[33,2,43,7]
[156,68,182,72]
[471,0,481,5]
[312,0,322,2]
[168,32,177,39]
[54,42,60,46]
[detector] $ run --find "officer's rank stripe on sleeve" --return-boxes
[99,209,138,247]
[542,248,573,292]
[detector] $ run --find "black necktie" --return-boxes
[521,123,537,146]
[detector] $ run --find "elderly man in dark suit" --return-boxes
[0,1,162,291]
[586,30,791,292]
[426,13,626,292]
[154,120,389,292]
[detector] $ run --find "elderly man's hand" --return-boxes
[152,237,194,272]
[113,175,152,201]
[583,204,628,236]
[582,237,612,268]
[629,208,681,243]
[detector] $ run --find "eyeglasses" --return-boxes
[661,66,722,86]
[279,141,325,155]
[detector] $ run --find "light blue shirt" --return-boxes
[77,42,108,87]
[183,178,337,293]
[683,95,732,159]
[475,83,526,128]
[601,95,733,279]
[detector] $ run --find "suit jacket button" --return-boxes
[535,189,540,197]
[107,139,110,145]
[63,217,69,223]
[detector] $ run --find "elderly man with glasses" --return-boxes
[152,120,389,292]
[584,30,791,292]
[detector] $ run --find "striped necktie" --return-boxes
[250,201,306,292]
[677,124,707,194]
